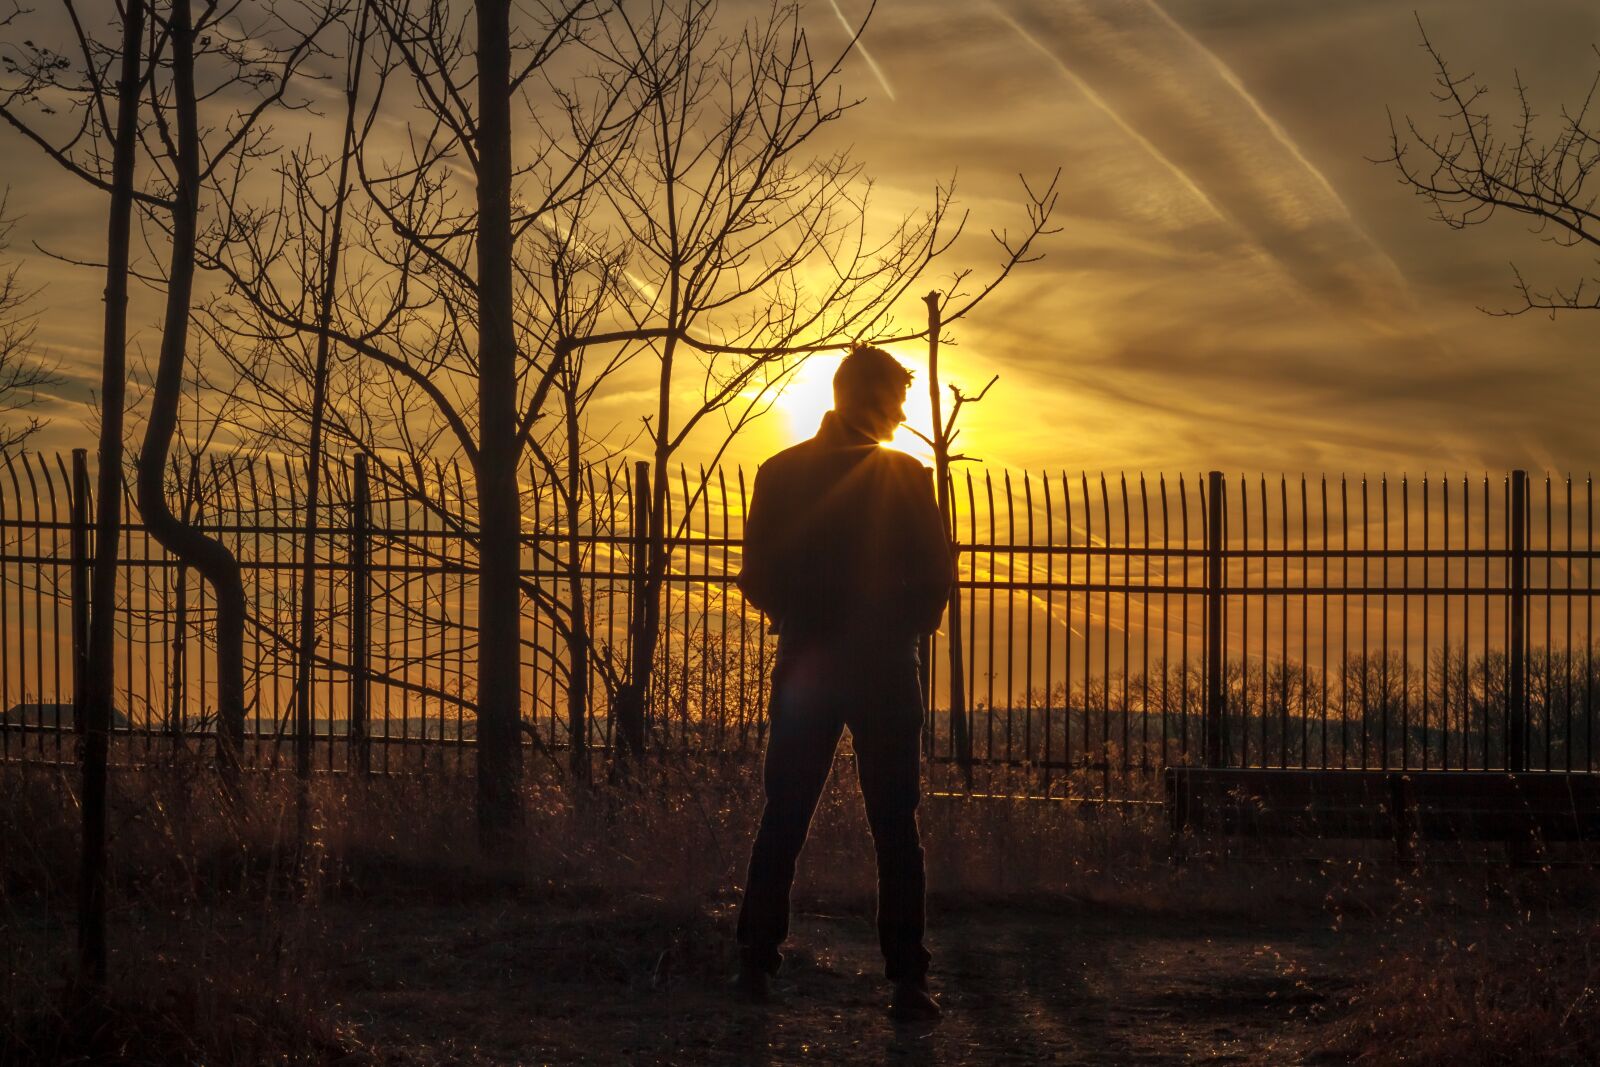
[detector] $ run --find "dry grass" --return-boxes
[3,754,1598,1064]
[1313,873,1600,1065]
[1324,919,1600,1064]
[5,934,367,1066]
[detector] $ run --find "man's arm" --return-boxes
[902,460,956,635]
[736,461,787,624]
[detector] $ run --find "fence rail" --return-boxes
[1,450,1594,798]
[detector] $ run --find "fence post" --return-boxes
[1205,470,1224,769]
[628,460,652,753]
[350,455,371,776]
[1508,469,1527,772]
[70,449,91,733]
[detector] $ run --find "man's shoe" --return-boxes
[733,964,772,1004]
[888,979,943,1023]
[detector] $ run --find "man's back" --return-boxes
[737,412,953,645]
[734,348,947,1023]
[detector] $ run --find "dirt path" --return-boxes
[330,900,1362,1065]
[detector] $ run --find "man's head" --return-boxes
[833,343,912,442]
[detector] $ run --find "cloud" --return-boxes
[9,0,1600,484]
[992,0,1418,334]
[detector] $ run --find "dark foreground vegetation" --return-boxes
[3,756,1597,1065]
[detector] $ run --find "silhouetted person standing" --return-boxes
[734,344,953,1022]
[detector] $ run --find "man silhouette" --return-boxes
[734,344,953,1022]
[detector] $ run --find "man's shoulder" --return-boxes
[869,445,932,482]
[761,439,817,467]
[880,447,930,474]
[754,439,817,482]
[755,439,928,483]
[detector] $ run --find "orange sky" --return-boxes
[6,0,1600,480]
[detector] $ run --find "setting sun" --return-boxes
[779,351,937,464]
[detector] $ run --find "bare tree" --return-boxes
[195,0,372,851]
[287,0,369,846]
[0,0,138,984]
[205,0,1055,829]
[79,0,142,988]
[519,208,642,783]
[214,72,639,790]
[3,0,145,988]
[561,1,1060,765]
[913,291,1002,790]
[140,0,340,789]
[2,0,342,790]
[1385,18,1600,315]
[206,0,636,842]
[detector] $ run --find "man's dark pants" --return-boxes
[736,634,930,984]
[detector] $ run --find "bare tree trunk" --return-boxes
[923,291,971,789]
[614,572,655,763]
[78,2,144,984]
[613,340,677,766]
[135,0,247,790]
[473,0,524,845]
[293,0,367,848]
[563,381,590,782]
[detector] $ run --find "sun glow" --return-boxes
[778,352,936,465]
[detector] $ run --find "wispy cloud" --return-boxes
[994,0,1417,333]
[990,5,1226,223]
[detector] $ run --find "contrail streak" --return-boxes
[829,0,896,101]
[1137,0,1383,258]
[995,0,1420,332]
[991,5,1226,223]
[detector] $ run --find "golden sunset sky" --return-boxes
[6,0,1600,479]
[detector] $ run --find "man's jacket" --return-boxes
[737,411,955,644]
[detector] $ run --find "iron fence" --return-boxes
[1,451,1594,798]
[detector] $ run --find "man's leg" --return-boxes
[851,669,930,986]
[735,660,843,977]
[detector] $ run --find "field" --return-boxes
[4,756,1598,1065]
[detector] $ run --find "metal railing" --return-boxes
[1,451,1594,798]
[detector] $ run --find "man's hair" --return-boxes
[833,343,912,409]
